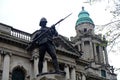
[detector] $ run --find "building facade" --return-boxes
[0,7,117,80]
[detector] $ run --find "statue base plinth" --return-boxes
[36,72,65,80]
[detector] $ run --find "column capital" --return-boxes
[32,54,39,60]
[70,65,76,69]
[0,49,4,55]
[44,58,49,62]
[64,64,69,67]
[81,72,87,76]
[32,48,39,60]
[0,49,12,56]
[65,64,76,68]
[32,48,39,54]
[3,51,12,57]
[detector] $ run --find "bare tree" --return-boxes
[95,20,120,53]
[86,0,120,52]
[90,0,120,72]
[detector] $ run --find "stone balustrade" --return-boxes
[11,28,31,41]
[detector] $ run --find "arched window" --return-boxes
[12,68,25,80]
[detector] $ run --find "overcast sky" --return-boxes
[0,0,113,37]
[0,0,119,79]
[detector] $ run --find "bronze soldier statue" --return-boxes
[26,14,72,76]
[32,17,62,75]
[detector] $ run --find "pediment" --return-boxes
[53,35,81,57]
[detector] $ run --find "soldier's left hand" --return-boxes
[51,25,55,29]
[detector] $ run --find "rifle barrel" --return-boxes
[26,13,72,50]
[64,13,72,20]
[54,13,72,26]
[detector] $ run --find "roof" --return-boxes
[76,7,94,26]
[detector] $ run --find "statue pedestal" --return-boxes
[36,72,65,80]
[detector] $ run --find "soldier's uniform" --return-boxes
[32,17,60,74]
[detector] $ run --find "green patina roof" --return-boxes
[76,7,94,26]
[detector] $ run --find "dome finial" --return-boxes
[82,6,84,11]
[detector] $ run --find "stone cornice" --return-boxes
[76,58,89,66]
[86,72,109,80]
[56,47,79,59]
[32,53,39,60]
[72,34,107,43]
[0,33,28,49]
[0,47,31,59]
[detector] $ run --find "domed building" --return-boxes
[0,7,117,80]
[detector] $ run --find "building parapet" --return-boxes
[0,23,31,41]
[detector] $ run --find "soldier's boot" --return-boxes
[37,61,43,76]
[53,60,66,74]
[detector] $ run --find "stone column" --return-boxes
[90,42,94,60]
[0,50,3,66]
[71,67,76,80]
[2,51,11,80]
[42,59,48,73]
[99,46,104,63]
[93,43,98,62]
[82,74,86,80]
[78,44,81,51]
[64,64,70,80]
[32,48,39,78]
[81,41,84,52]
[33,54,39,78]
[104,47,109,65]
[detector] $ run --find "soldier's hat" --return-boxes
[39,17,47,26]
[40,17,47,23]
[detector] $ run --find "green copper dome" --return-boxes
[76,7,94,26]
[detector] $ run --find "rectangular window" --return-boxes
[84,41,90,45]
[96,45,101,63]
[75,45,78,50]
[84,28,87,32]
[59,63,64,71]
[96,46,99,54]
[80,44,82,51]
[101,70,106,77]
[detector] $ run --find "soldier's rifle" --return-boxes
[26,13,72,51]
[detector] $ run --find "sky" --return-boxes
[0,0,120,79]
[0,0,113,37]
